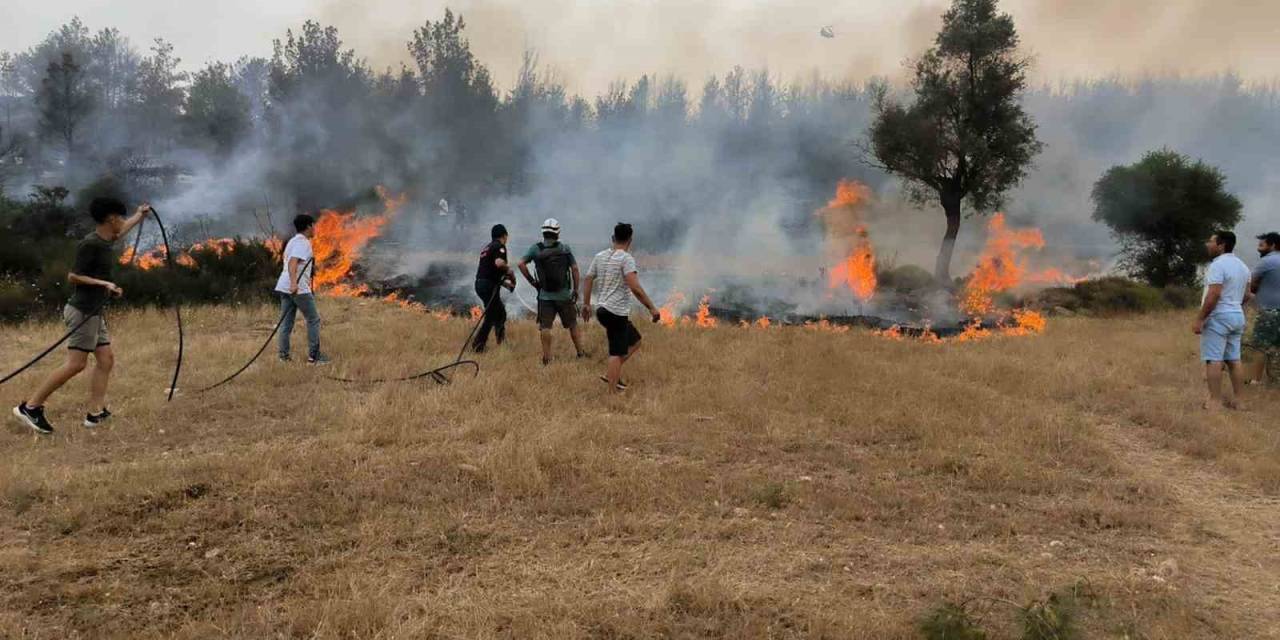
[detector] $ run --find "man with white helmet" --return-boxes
[518,218,587,364]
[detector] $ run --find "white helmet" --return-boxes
[540,218,561,235]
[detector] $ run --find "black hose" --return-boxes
[454,283,502,364]
[322,281,500,386]
[0,219,152,387]
[194,258,314,393]
[149,208,184,402]
[0,304,104,386]
[322,359,480,385]
[130,217,146,261]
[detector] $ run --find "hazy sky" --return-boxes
[4,0,1279,93]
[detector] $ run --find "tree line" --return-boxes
[0,0,1270,287]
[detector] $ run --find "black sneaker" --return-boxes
[83,408,112,429]
[599,376,628,391]
[278,354,291,362]
[307,354,331,366]
[13,403,54,435]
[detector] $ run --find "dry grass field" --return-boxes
[1,300,1278,639]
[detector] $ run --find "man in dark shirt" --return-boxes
[12,197,149,435]
[473,224,515,353]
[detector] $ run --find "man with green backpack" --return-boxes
[518,218,587,365]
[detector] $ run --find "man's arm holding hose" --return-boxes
[68,273,122,297]
[495,257,516,290]
[119,203,152,236]
[625,272,661,322]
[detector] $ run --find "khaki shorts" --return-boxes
[537,299,578,330]
[64,304,110,352]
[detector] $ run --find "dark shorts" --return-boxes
[596,308,641,357]
[538,299,578,330]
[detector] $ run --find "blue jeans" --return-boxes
[278,293,322,359]
[1201,311,1245,362]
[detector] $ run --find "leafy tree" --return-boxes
[654,76,688,125]
[36,52,93,169]
[867,0,1042,281]
[132,39,187,153]
[410,9,495,121]
[232,57,271,126]
[408,9,499,195]
[268,21,368,104]
[184,62,251,156]
[266,21,372,207]
[15,18,92,97]
[11,185,81,239]
[86,28,140,112]
[0,52,19,132]
[1092,149,1242,287]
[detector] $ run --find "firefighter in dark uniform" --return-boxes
[473,224,514,353]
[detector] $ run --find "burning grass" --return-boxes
[1,305,1278,638]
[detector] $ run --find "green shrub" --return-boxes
[1019,592,1078,640]
[919,602,987,640]
[1,237,279,323]
[749,482,789,510]
[881,264,938,293]
[1160,285,1199,309]
[1036,277,1197,315]
[0,277,37,322]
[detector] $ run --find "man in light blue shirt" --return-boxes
[1248,232,1280,384]
[1194,231,1253,409]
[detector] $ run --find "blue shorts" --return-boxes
[1202,312,1246,362]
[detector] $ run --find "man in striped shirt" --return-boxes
[581,223,661,392]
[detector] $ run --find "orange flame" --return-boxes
[265,236,283,260]
[959,213,1053,317]
[820,180,878,303]
[312,187,405,296]
[122,238,238,270]
[119,245,169,270]
[756,316,772,329]
[873,324,905,341]
[827,179,872,210]
[658,292,686,328]
[694,295,717,328]
[829,226,877,303]
[803,318,851,334]
[470,306,484,321]
[1002,308,1047,336]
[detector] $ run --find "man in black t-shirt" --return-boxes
[473,224,515,352]
[12,197,149,435]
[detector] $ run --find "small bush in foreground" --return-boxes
[920,602,988,640]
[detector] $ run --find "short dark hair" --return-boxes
[1257,232,1280,247]
[89,197,127,224]
[294,214,315,233]
[613,222,634,244]
[491,224,508,240]
[1214,230,1237,252]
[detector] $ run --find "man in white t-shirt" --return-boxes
[581,223,661,392]
[274,214,328,364]
[1194,231,1252,409]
